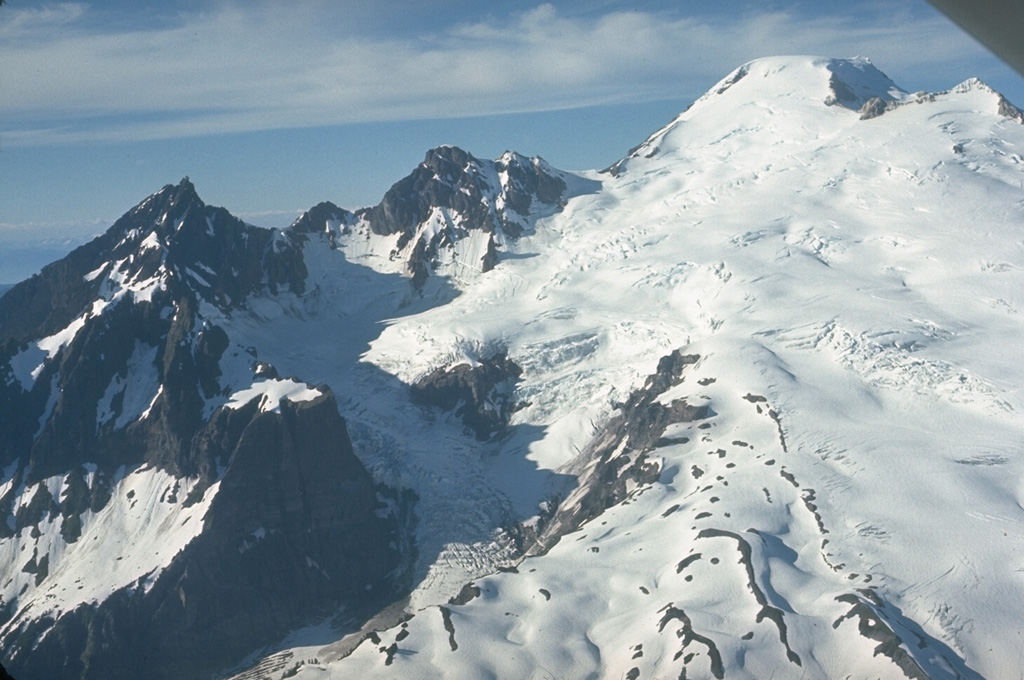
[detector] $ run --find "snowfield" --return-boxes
[220,57,1024,679]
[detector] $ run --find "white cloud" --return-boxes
[0,2,996,146]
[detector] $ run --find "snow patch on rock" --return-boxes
[225,378,324,413]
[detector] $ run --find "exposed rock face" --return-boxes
[0,180,303,485]
[410,352,523,440]
[830,587,978,680]
[833,591,929,680]
[3,391,411,680]
[822,58,903,110]
[362,146,566,243]
[284,147,591,291]
[997,95,1024,123]
[859,78,1024,124]
[858,96,897,120]
[352,146,571,285]
[529,351,709,554]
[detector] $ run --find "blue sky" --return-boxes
[2,0,1022,283]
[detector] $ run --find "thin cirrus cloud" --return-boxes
[0,2,988,146]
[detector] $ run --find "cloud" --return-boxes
[0,1,995,146]
[0,216,106,243]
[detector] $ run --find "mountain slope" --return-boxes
[3,55,1024,680]
[252,56,1024,680]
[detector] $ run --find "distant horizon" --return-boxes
[3,1,1023,283]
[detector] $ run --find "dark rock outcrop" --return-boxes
[859,96,898,120]
[697,529,801,666]
[529,351,709,554]
[410,351,523,440]
[0,179,313,485]
[833,591,929,680]
[831,588,981,680]
[822,59,903,111]
[288,201,356,251]
[350,146,569,285]
[997,95,1024,123]
[289,201,355,236]
[360,146,566,243]
[657,603,724,679]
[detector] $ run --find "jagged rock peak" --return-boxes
[100,178,308,304]
[361,145,568,243]
[114,176,206,237]
[154,176,201,207]
[0,178,308,359]
[166,175,200,206]
[494,150,568,211]
[421,144,478,176]
[954,76,997,94]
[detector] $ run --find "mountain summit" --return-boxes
[707,55,906,110]
[287,145,585,287]
[609,55,1020,176]
[2,56,1024,679]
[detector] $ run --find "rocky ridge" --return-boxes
[290,146,576,287]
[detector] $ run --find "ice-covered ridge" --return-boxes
[225,378,324,413]
[861,75,1024,124]
[710,56,906,106]
[321,368,981,679]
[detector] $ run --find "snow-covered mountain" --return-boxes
[3,55,1024,679]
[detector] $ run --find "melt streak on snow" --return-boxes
[229,57,1024,680]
